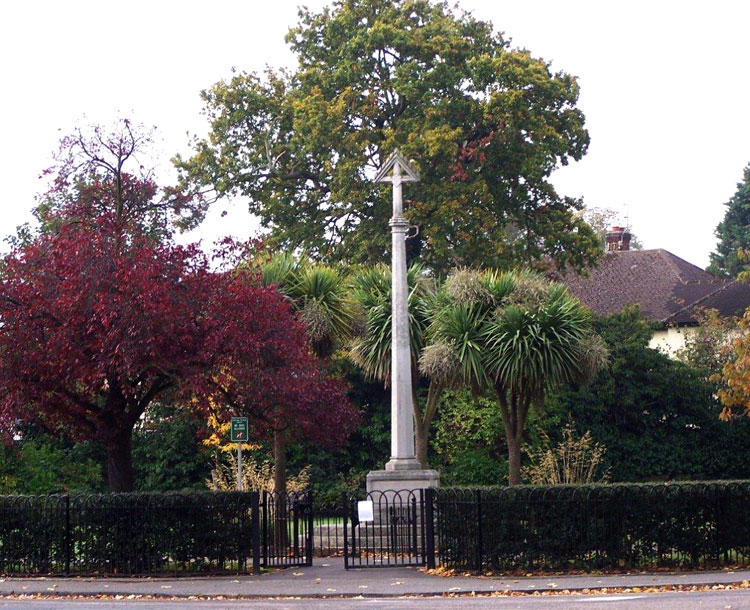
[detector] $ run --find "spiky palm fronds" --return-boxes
[482,291,592,401]
[258,253,354,358]
[427,270,602,402]
[482,270,516,304]
[292,266,355,357]
[259,252,300,296]
[427,302,488,391]
[349,266,391,381]
[349,264,432,384]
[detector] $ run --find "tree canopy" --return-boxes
[0,126,356,492]
[176,0,601,274]
[714,307,750,419]
[12,121,207,246]
[0,213,355,491]
[708,163,750,278]
[423,269,607,484]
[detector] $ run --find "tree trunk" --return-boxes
[272,430,287,494]
[494,384,527,487]
[415,420,430,469]
[412,379,442,470]
[507,436,522,486]
[107,429,135,492]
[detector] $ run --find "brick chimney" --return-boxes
[605,226,631,251]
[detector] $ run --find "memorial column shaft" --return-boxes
[387,163,417,469]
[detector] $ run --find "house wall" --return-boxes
[649,326,697,356]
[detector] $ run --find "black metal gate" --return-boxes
[261,490,313,568]
[343,489,435,569]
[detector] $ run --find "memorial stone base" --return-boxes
[365,468,440,534]
[366,468,440,494]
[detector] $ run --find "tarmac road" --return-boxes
[0,591,749,609]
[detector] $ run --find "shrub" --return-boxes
[523,420,610,485]
[207,453,310,493]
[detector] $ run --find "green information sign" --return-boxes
[230,417,249,442]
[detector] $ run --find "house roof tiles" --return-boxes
[561,249,750,324]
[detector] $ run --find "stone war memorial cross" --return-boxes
[366,150,439,493]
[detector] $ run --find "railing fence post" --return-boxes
[475,489,483,572]
[343,493,349,570]
[261,491,268,568]
[65,495,71,575]
[411,495,418,558]
[425,488,436,569]
[306,491,314,565]
[251,492,261,575]
[351,495,358,559]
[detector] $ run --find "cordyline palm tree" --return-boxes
[349,264,443,468]
[257,253,356,493]
[423,269,608,485]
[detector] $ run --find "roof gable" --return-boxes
[562,249,750,323]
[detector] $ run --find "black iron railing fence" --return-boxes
[343,489,434,569]
[261,490,313,568]
[3,481,749,575]
[0,492,260,575]
[312,502,347,556]
[435,481,750,572]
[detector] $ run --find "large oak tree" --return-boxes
[176,0,601,274]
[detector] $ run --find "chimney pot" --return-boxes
[606,227,631,251]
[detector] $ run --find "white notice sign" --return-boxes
[357,500,374,522]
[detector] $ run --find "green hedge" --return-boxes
[0,492,258,575]
[436,481,750,572]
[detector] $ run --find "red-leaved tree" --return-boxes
[30,119,206,239]
[0,121,357,492]
[0,215,356,491]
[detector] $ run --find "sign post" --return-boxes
[230,417,249,491]
[237,442,242,492]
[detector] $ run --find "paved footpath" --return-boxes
[0,558,748,598]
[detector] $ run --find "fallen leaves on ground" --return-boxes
[0,581,747,602]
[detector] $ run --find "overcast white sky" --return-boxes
[2,0,749,269]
